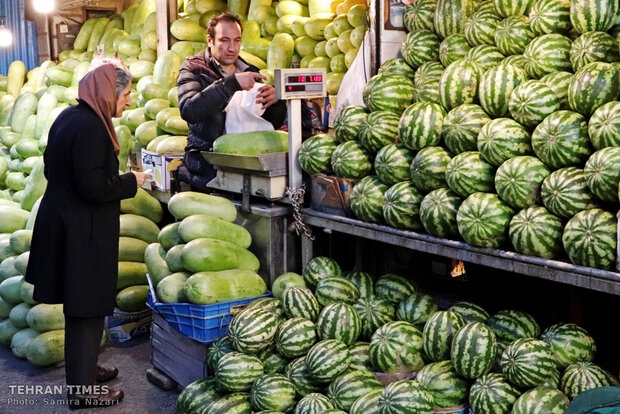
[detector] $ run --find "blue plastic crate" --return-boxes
[146,275,271,344]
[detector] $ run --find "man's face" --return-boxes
[207,21,242,67]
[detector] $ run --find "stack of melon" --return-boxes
[175,255,618,414]
[300,0,620,271]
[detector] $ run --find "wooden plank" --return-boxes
[155,0,178,56]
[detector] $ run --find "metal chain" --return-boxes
[286,185,315,241]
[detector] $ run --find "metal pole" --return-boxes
[287,99,302,190]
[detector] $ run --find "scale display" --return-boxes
[274,68,328,100]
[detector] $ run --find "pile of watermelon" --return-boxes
[298,0,620,271]
[175,256,619,413]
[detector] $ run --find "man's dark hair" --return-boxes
[207,11,242,39]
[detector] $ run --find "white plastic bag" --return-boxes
[335,30,373,116]
[224,83,275,134]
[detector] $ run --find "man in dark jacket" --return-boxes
[177,11,287,190]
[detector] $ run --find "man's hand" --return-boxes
[235,72,266,90]
[256,84,278,109]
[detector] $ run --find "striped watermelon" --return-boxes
[543,367,562,389]
[509,206,564,259]
[299,134,338,175]
[476,0,498,12]
[331,141,373,179]
[478,63,528,118]
[319,409,347,414]
[215,352,264,392]
[500,338,557,387]
[379,380,434,414]
[449,302,490,323]
[375,144,416,186]
[382,181,425,230]
[539,70,573,109]
[353,295,396,340]
[305,339,351,382]
[568,62,620,118]
[401,30,441,69]
[275,317,317,358]
[531,110,592,169]
[541,323,596,368]
[413,78,443,105]
[203,394,251,414]
[494,0,534,16]
[399,102,447,150]
[416,360,469,407]
[206,336,235,372]
[469,373,521,414]
[344,271,374,298]
[257,346,289,374]
[415,61,445,85]
[512,387,569,414]
[434,0,476,39]
[494,156,551,209]
[315,276,360,306]
[495,15,535,55]
[502,53,528,70]
[286,357,324,396]
[529,0,572,35]
[439,59,483,109]
[445,151,496,197]
[588,101,620,149]
[349,341,374,371]
[378,58,416,79]
[487,309,540,343]
[249,373,296,412]
[374,273,417,305]
[570,31,620,72]
[369,321,424,373]
[457,192,515,248]
[316,302,361,345]
[570,0,619,33]
[523,34,573,78]
[362,73,415,113]
[294,393,334,414]
[562,208,617,270]
[584,147,620,202]
[419,188,464,238]
[349,388,382,414]
[282,286,320,322]
[302,256,342,289]
[228,307,279,354]
[327,370,382,411]
[464,10,503,46]
[465,44,506,71]
[423,310,467,361]
[561,362,620,400]
[246,297,284,316]
[477,118,532,166]
[350,176,389,223]
[403,0,437,33]
[442,104,491,155]
[176,377,221,414]
[334,106,368,143]
[451,322,497,379]
[541,167,598,219]
[358,110,400,153]
[440,34,472,67]
[410,146,451,194]
[509,80,560,127]
[396,293,439,327]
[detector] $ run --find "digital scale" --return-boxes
[203,68,328,211]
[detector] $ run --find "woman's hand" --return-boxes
[131,171,149,187]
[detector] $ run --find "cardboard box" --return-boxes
[104,307,152,344]
[310,173,358,218]
[140,150,184,191]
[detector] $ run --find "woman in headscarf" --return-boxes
[25,63,149,410]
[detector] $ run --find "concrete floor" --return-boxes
[0,333,179,414]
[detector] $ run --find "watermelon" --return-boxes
[227,307,279,354]
[302,256,342,289]
[568,62,620,118]
[350,176,389,223]
[570,31,620,72]
[401,30,441,69]
[286,357,324,396]
[445,151,496,197]
[413,77,442,105]
[378,380,434,413]
[257,346,289,374]
[451,322,497,379]
[494,155,551,209]
[354,295,395,340]
[531,110,592,169]
[349,341,373,371]
[529,0,572,35]
[326,370,382,411]
[331,141,373,179]
[487,309,540,343]
[315,276,360,306]
[509,206,564,259]
[382,181,425,230]
[502,53,528,70]
[415,61,445,85]
[494,15,535,55]
[215,352,264,392]
[374,273,417,305]
[449,302,490,323]
[441,104,491,155]
[374,144,416,186]
[465,44,506,72]
[541,323,596,369]
[333,106,368,143]
[562,208,617,270]
[271,274,304,301]
[478,63,528,118]
[541,167,598,219]
[363,73,415,113]
[203,394,251,414]
[369,321,424,373]
[206,336,236,372]
[316,302,361,345]
[416,360,469,407]
[539,70,573,109]
[423,310,467,361]
[457,192,515,248]
[469,373,521,414]
[588,101,620,150]
[349,388,382,414]
[403,0,437,33]
[378,58,417,79]
[396,293,438,327]
[410,146,452,194]
[275,317,317,358]
[464,10,503,47]
[512,387,569,414]
[358,110,400,153]
[477,118,532,166]
[439,59,483,110]
[299,134,338,175]
[399,102,447,150]
[294,393,334,414]
[250,373,296,412]
[439,34,472,67]
[509,80,560,127]
[494,0,534,16]
[522,34,573,78]
[282,286,320,321]
[344,270,374,299]
[500,338,557,387]
[246,297,284,317]
[570,0,619,33]
[434,0,476,39]
[584,147,620,202]
[305,339,351,382]
[561,362,620,400]
[176,377,221,414]
[419,188,464,238]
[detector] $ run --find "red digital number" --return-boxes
[298,76,306,82]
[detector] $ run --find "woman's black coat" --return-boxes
[25,101,137,317]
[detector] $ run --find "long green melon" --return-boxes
[178,214,251,248]
[167,191,237,222]
[181,238,259,273]
[184,270,266,305]
[213,130,289,155]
